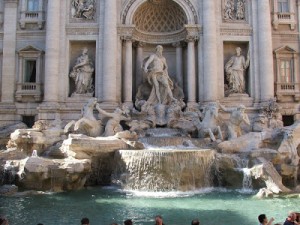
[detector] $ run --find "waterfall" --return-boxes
[242,167,253,191]
[112,149,216,191]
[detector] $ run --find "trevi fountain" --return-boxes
[0,45,299,225]
[0,0,299,224]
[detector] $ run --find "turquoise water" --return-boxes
[0,187,299,225]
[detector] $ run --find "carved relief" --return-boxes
[71,0,95,20]
[223,0,246,22]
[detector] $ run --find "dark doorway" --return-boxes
[282,115,294,126]
[22,116,35,128]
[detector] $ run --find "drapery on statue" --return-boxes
[72,0,95,20]
[70,48,94,95]
[142,45,177,105]
[219,104,250,140]
[225,47,250,94]
[95,104,130,137]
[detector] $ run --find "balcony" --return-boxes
[15,83,43,102]
[19,10,45,29]
[272,12,295,30]
[276,82,300,102]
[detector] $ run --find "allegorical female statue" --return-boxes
[69,48,94,96]
[225,47,250,94]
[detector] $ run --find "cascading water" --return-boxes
[112,147,216,191]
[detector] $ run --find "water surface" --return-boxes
[0,187,299,225]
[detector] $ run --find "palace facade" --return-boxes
[0,0,299,127]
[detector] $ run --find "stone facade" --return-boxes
[0,0,299,127]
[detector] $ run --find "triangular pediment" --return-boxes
[18,45,44,53]
[274,45,297,55]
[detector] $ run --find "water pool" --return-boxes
[0,187,299,225]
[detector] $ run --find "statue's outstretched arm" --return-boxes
[95,103,113,118]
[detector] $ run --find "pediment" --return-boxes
[274,45,297,55]
[18,45,44,53]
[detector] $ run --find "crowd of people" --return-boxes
[0,212,299,225]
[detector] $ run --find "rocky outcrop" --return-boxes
[0,123,27,148]
[16,156,91,192]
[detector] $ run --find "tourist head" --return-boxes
[37,224,44,225]
[258,214,267,224]
[191,219,200,225]
[287,212,297,221]
[155,215,163,225]
[124,219,133,225]
[0,216,8,225]
[81,217,90,225]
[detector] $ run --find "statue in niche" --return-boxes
[69,48,94,96]
[225,47,250,94]
[95,104,130,137]
[197,103,223,142]
[142,45,177,105]
[219,104,250,140]
[71,0,95,20]
[224,0,235,20]
[236,0,245,20]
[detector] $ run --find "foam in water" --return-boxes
[112,149,216,191]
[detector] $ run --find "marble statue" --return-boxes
[198,103,223,142]
[71,0,95,20]
[225,47,250,94]
[70,48,94,96]
[73,98,103,137]
[236,0,245,20]
[224,0,235,20]
[142,45,177,105]
[95,104,130,137]
[219,104,250,140]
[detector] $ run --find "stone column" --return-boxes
[202,0,218,102]
[173,42,183,87]
[43,0,60,103]
[186,39,196,103]
[123,39,133,105]
[1,0,18,103]
[102,0,117,104]
[135,42,144,89]
[257,0,274,101]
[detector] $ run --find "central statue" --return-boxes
[142,45,177,105]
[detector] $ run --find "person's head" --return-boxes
[258,214,267,224]
[235,47,241,56]
[156,45,163,56]
[0,216,8,225]
[124,219,133,225]
[82,47,88,55]
[287,212,297,221]
[37,224,43,225]
[238,104,246,112]
[191,219,200,225]
[81,217,90,225]
[155,215,163,225]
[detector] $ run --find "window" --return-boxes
[25,60,36,82]
[274,46,300,102]
[272,0,295,30]
[280,60,293,83]
[27,0,39,11]
[16,45,44,102]
[278,0,289,13]
[19,0,45,29]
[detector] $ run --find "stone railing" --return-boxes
[19,10,45,30]
[276,82,300,102]
[272,12,295,30]
[15,83,43,102]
